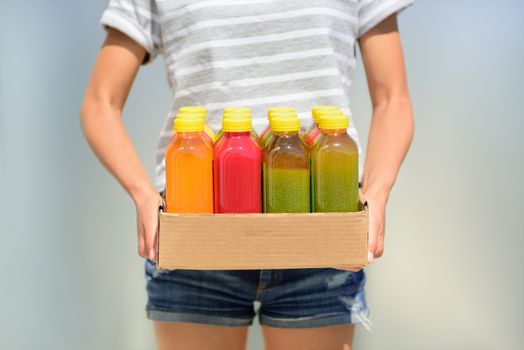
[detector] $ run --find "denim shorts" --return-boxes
[144,259,370,329]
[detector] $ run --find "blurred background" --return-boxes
[1,0,523,349]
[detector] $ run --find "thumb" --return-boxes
[151,225,158,261]
[146,209,160,261]
[359,189,374,263]
[148,194,164,261]
[367,205,377,264]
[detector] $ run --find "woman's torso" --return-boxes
[153,0,363,191]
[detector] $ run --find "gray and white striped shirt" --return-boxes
[100,0,413,191]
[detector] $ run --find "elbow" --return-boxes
[396,96,414,142]
[79,99,89,133]
[374,93,414,131]
[80,93,120,139]
[396,97,414,147]
[80,97,97,141]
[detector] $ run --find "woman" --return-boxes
[81,0,414,349]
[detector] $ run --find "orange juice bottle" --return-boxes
[165,116,214,213]
[179,106,217,143]
[174,112,214,148]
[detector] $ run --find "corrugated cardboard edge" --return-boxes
[156,203,368,271]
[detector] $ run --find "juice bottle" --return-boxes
[165,116,214,213]
[215,107,258,143]
[263,113,310,213]
[305,106,339,137]
[259,107,294,146]
[261,110,298,148]
[311,113,359,212]
[214,117,262,213]
[174,112,213,147]
[179,106,216,143]
[305,106,340,146]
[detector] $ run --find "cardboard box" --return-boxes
[156,202,369,270]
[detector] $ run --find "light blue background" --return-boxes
[0,1,523,349]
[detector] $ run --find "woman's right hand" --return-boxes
[134,189,164,261]
[80,27,163,260]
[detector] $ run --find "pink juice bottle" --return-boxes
[216,107,258,144]
[214,117,262,213]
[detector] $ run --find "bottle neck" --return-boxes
[176,131,205,138]
[272,130,299,137]
[224,131,250,137]
[320,128,347,135]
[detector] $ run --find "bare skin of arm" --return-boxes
[81,28,161,260]
[359,14,415,263]
[82,16,412,267]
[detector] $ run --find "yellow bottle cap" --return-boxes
[270,117,300,132]
[318,113,349,130]
[268,107,294,118]
[223,111,251,119]
[174,116,204,132]
[222,117,252,132]
[175,112,203,119]
[223,107,251,115]
[173,112,204,131]
[179,106,207,117]
[312,106,340,122]
[268,110,297,120]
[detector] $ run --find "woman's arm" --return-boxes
[80,28,162,260]
[359,14,415,263]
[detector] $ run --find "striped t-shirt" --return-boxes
[100,0,413,191]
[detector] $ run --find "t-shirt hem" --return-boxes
[100,8,156,64]
[358,0,414,38]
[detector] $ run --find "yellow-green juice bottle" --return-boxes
[311,113,359,212]
[263,112,310,213]
[306,106,340,146]
[259,107,295,147]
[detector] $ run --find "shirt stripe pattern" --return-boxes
[100,0,414,191]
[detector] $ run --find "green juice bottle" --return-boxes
[305,105,340,139]
[311,113,359,212]
[263,112,310,213]
[259,107,295,148]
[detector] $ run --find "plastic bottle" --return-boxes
[214,117,262,213]
[215,107,258,144]
[259,107,294,147]
[174,112,213,147]
[165,116,214,213]
[305,106,340,146]
[263,112,310,213]
[179,106,217,143]
[311,113,359,212]
[261,110,298,148]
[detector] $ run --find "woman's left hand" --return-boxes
[338,189,388,272]
[361,189,388,264]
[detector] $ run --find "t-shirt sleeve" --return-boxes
[100,0,162,64]
[357,0,414,38]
